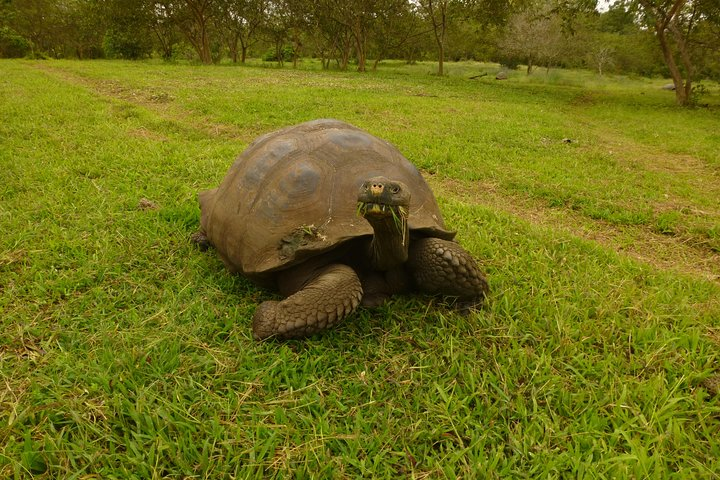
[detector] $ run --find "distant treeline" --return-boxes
[1,1,718,102]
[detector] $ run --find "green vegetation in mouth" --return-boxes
[390,205,409,246]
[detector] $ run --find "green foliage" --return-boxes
[0,0,703,80]
[103,29,153,60]
[0,26,31,58]
[101,0,154,60]
[597,2,638,34]
[262,45,295,63]
[691,82,712,105]
[1,59,719,477]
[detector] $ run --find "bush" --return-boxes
[103,28,152,60]
[497,55,522,70]
[262,46,294,63]
[0,27,32,58]
[169,43,197,62]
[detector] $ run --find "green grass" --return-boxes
[1,59,719,478]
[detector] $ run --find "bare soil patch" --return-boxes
[587,126,720,212]
[429,175,720,282]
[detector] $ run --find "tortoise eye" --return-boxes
[390,185,400,193]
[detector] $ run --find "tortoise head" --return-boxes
[357,176,410,223]
[357,177,411,270]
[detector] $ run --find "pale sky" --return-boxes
[596,0,617,12]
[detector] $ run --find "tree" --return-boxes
[692,0,720,79]
[216,0,267,62]
[262,0,292,66]
[587,37,615,75]
[328,0,379,72]
[419,0,519,74]
[499,6,567,74]
[570,4,665,77]
[312,0,354,69]
[4,0,102,58]
[176,0,217,63]
[636,0,696,104]
[59,0,107,58]
[148,1,182,60]
[608,0,718,105]
[500,9,538,73]
[102,0,154,59]
[283,0,315,68]
[369,0,424,69]
[417,0,450,75]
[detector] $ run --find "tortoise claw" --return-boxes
[190,231,212,251]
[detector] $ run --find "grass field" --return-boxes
[1,58,719,478]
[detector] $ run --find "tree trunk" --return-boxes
[152,28,172,60]
[655,20,689,105]
[526,56,533,75]
[356,46,366,72]
[437,40,444,76]
[292,31,302,69]
[239,36,248,63]
[669,19,693,104]
[229,32,239,63]
[275,39,284,67]
[352,19,367,72]
[187,1,212,64]
[340,48,349,70]
[426,0,447,76]
[200,28,211,64]
[640,0,692,106]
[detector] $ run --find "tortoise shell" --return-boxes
[198,119,454,279]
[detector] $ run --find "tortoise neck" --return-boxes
[365,214,409,271]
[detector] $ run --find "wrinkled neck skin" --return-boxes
[364,214,410,271]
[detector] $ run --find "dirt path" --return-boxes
[430,175,720,282]
[32,63,252,142]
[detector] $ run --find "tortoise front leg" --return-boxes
[252,264,363,340]
[407,238,489,306]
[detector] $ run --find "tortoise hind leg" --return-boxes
[252,264,363,340]
[190,230,213,251]
[407,238,489,307]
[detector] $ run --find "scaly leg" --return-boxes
[407,238,489,306]
[252,264,363,340]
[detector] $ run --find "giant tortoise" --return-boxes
[194,119,488,340]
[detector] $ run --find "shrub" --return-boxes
[103,28,152,60]
[262,46,295,63]
[0,27,32,58]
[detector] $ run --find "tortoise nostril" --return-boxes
[370,183,384,196]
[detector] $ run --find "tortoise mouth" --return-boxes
[357,201,408,220]
[357,201,409,247]
[357,177,411,220]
